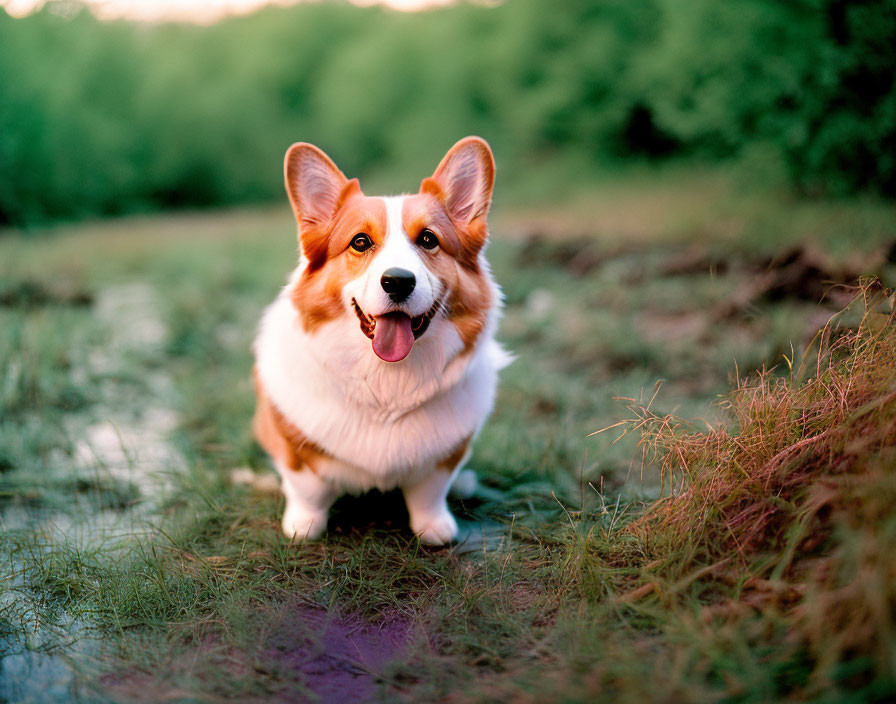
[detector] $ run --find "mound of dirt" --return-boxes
[0,278,93,308]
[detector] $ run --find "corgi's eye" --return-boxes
[350,233,373,252]
[417,229,439,250]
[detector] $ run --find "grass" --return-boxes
[614,283,896,697]
[1,168,895,701]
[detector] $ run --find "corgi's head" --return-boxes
[284,137,496,363]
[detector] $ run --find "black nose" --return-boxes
[380,268,416,303]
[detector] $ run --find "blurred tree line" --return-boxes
[1,0,894,226]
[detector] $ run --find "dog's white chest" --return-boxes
[254,290,502,489]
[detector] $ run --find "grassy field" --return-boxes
[1,168,895,702]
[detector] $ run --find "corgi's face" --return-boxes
[284,137,495,362]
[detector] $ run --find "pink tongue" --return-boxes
[372,313,415,362]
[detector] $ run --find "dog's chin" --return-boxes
[351,298,441,363]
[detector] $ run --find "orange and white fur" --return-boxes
[252,137,509,545]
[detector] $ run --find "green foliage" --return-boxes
[1,0,895,226]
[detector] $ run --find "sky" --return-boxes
[1,0,456,23]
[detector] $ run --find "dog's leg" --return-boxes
[276,462,337,541]
[403,468,460,545]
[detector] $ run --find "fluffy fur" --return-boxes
[252,137,509,545]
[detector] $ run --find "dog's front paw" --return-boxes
[411,508,458,546]
[282,503,328,542]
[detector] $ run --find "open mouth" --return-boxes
[351,297,442,362]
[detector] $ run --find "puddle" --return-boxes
[0,611,93,704]
[0,280,185,701]
[72,281,185,519]
[72,407,181,498]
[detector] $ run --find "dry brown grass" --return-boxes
[609,281,896,692]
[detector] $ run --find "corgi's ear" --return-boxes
[421,137,495,224]
[284,143,357,228]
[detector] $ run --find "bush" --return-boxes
[1,0,894,226]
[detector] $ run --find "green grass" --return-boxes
[1,170,895,701]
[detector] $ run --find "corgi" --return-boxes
[252,137,509,545]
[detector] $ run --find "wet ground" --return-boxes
[1,281,184,701]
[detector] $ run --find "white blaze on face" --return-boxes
[339,196,446,362]
[344,196,441,319]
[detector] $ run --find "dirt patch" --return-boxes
[637,311,706,345]
[0,278,93,308]
[886,238,896,264]
[515,234,606,277]
[656,246,729,277]
[706,246,876,319]
[645,243,885,320]
[267,607,411,703]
